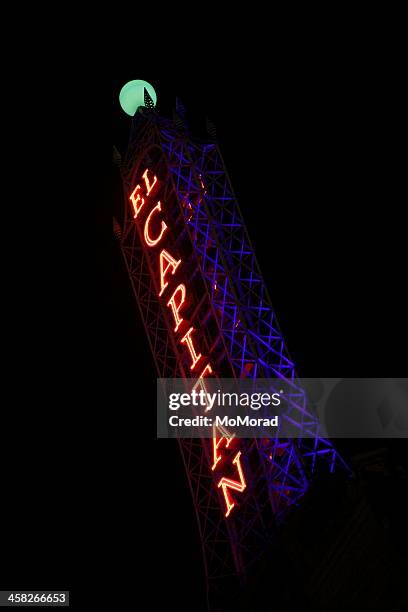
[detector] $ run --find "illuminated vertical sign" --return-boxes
[129,168,246,517]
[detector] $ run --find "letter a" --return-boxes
[159,249,181,296]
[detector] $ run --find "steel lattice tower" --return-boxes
[114,103,348,609]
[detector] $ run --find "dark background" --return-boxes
[0,48,405,610]
[110,68,406,609]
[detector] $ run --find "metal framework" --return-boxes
[114,106,348,608]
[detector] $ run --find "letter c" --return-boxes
[144,201,168,247]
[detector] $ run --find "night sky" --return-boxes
[112,68,405,378]
[111,69,406,609]
[0,55,404,610]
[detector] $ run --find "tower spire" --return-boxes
[143,87,155,109]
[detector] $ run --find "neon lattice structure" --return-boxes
[115,106,349,607]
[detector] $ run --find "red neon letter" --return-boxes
[144,202,168,247]
[142,168,158,196]
[198,363,213,379]
[192,363,214,411]
[217,451,246,517]
[167,284,186,332]
[211,428,233,471]
[180,326,202,371]
[129,184,144,219]
[159,249,181,297]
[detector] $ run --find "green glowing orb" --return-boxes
[119,80,157,116]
